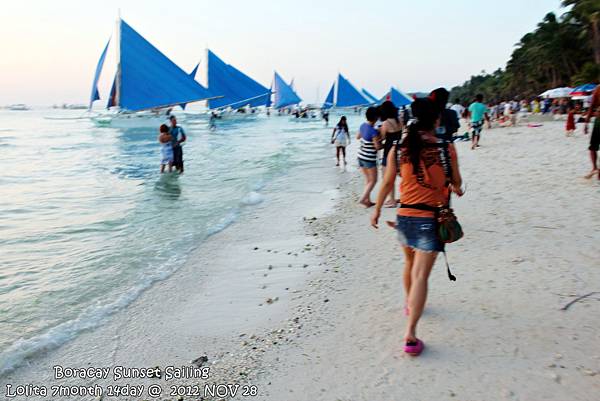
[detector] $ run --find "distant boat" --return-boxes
[52,104,87,110]
[6,104,30,111]
[321,74,370,109]
[272,71,302,109]
[380,87,413,107]
[206,49,271,112]
[88,18,215,128]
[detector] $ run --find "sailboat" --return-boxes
[89,18,215,128]
[321,74,370,110]
[361,89,379,105]
[380,87,413,107]
[204,49,271,118]
[272,71,301,110]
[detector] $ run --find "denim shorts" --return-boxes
[396,215,444,252]
[358,158,377,169]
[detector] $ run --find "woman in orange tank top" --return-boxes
[371,97,463,356]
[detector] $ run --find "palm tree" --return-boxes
[563,0,600,64]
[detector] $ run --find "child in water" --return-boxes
[158,124,173,173]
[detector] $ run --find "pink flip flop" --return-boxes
[404,339,425,356]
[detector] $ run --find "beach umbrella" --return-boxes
[540,87,574,98]
[570,83,597,97]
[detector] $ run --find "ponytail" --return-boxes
[402,119,424,176]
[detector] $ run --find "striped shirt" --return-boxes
[357,122,378,162]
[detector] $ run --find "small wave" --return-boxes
[0,251,184,377]
[206,210,238,236]
[241,191,264,206]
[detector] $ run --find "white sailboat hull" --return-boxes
[91,113,171,128]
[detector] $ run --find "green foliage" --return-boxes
[451,1,599,104]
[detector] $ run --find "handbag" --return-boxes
[437,196,463,244]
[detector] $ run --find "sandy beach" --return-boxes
[2,119,599,401]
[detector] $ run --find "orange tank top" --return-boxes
[397,141,455,218]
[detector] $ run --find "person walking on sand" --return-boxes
[379,101,404,207]
[331,116,350,166]
[357,107,381,207]
[468,94,488,150]
[566,101,576,137]
[450,99,465,123]
[584,84,600,179]
[371,98,464,356]
[429,88,459,142]
[158,124,173,173]
[169,116,186,174]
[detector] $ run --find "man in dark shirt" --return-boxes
[169,116,186,174]
[429,88,460,142]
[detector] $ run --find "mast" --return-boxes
[114,15,122,109]
[334,73,339,106]
[204,47,209,107]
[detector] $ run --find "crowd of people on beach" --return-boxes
[332,83,600,357]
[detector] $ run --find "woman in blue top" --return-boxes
[357,107,381,207]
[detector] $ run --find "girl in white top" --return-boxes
[331,116,350,166]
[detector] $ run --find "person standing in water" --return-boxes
[169,116,186,173]
[322,110,330,127]
[371,98,464,356]
[379,101,404,207]
[357,107,381,207]
[331,116,350,166]
[158,124,173,173]
[468,94,488,150]
[584,84,600,179]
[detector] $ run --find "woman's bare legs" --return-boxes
[383,166,397,207]
[405,250,438,342]
[359,167,377,207]
[402,246,415,299]
[335,147,341,166]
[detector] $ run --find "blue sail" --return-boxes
[189,62,199,79]
[117,19,213,111]
[207,50,271,110]
[336,74,369,107]
[107,75,117,109]
[361,88,379,104]
[273,71,301,109]
[388,87,413,107]
[89,38,110,109]
[322,84,334,109]
[180,63,201,110]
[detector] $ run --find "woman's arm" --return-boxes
[449,144,463,195]
[371,147,398,228]
[356,130,362,140]
[373,134,382,150]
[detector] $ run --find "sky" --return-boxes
[0,0,563,106]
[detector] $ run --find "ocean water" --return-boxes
[0,109,359,375]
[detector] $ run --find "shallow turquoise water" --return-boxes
[0,109,360,374]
